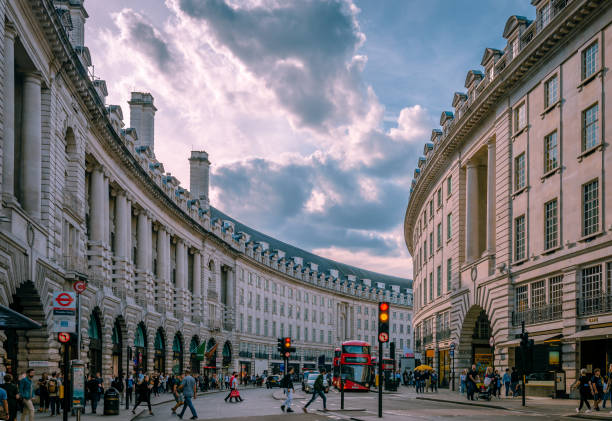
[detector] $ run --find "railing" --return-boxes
[112,285,126,300]
[255,352,268,359]
[577,292,612,317]
[512,302,562,325]
[437,329,451,341]
[63,190,83,214]
[271,353,283,360]
[238,351,252,358]
[62,254,88,278]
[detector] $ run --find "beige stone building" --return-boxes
[0,0,412,382]
[404,0,610,395]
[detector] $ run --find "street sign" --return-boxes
[52,292,76,315]
[58,332,71,343]
[378,332,389,343]
[73,281,87,294]
[29,361,53,367]
[51,320,76,333]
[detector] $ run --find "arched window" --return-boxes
[473,311,491,340]
[189,336,200,374]
[172,333,183,375]
[154,329,165,373]
[87,312,102,375]
[134,323,147,372]
[111,320,123,377]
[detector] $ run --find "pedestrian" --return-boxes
[430,371,438,392]
[590,368,604,412]
[0,382,8,421]
[178,370,197,420]
[125,372,134,410]
[132,374,153,416]
[85,375,100,414]
[19,369,35,421]
[1,374,19,421]
[171,374,184,414]
[502,368,511,397]
[572,368,592,413]
[36,373,48,413]
[303,368,327,413]
[226,372,242,403]
[494,369,501,398]
[466,364,478,401]
[603,364,612,408]
[402,370,408,386]
[47,372,61,416]
[460,369,466,394]
[510,367,519,397]
[280,367,295,413]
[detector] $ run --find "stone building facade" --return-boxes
[0,0,412,382]
[404,0,611,394]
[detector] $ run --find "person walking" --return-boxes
[0,382,8,421]
[603,364,612,408]
[47,373,61,416]
[502,368,511,397]
[1,374,20,421]
[590,368,604,412]
[303,369,327,413]
[510,367,519,397]
[132,374,153,416]
[226,372,242,403]
[36,373,49,413]
[171,374,184,414]
[85,375,100,414]
[280,368,295,413]
[466,364,478,401]
[572,368,592,413]
[178,371,197,420]
[125,372,134,410]
[19,369,35,421]
[459,369,467,394]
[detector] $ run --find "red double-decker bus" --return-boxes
[332,340,372,392]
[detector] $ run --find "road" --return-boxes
[137,387,590,421]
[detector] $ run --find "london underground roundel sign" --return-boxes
[378,332,389,343]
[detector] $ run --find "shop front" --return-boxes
[154,329,165,373]
[134,323,147,373]
[424,349,434,368]
[438,349,450,388]
[240,361,252,381]
[514,337,562,397]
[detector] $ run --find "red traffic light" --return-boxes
[284,337,291,349]
[379,302,389,311]
[58,332,70,343]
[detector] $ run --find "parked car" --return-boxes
[303,372,329,393]
[266,375,281,388]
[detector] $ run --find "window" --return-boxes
[437,189,442,208]
[531,280,545,309]
[544,199,558,250]
[582,179,599,236]
[515,215,526,261]
[543,131,558,173]
[581,265,602,315]
[429,232,433,256]
[514,102,526,132]
[488,66,494,82]
[549,275,563,317]
[446,258,452,291]
[516,285,528,312]
[436,265,442,297]
[264,320,268,336]
[247,316,252,333]
[447,213,452,239]
[514,153,526,191]
[582,42,598,80]
[256,318,260,335]
[544,75,558,108]
[538,2,550,28]
[328,331,332,345]
[582,103,599,151]
[437,223,442,248]
[429,272,433,301]
[423,277,427,304]
[447,177,452,197]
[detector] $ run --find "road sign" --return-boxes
[58,332,71,343]
[73,281,87,294]
[51,320,76,333]
[378,332,389,343]
[53,292,76,315]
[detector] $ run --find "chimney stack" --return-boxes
[189,151,210,206]
[128,92,157,150]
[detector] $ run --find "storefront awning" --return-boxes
[567,326,612,340]
[497,333,563,348]
[0,305,41,330]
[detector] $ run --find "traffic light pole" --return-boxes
[378,341,383,418]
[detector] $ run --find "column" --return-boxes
[226,267,234,308]
[20,72,42,219]
[176,240,186,290]
[146,215,153,272]
[465,161,479,262]
[137,211,148,271]
[89,167,105,243]
[126,197,132,262]
[2,24,16,201]
[193,252,201,299]
[114,192,128,259]
[486,141,496,253]
[156,227,166,279]
[103,175,110,247]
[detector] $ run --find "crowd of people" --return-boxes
[571,364,612,414]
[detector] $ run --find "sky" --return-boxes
[85,0,534,279]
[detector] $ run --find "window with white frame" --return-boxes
[514,102,526,132]
[544,75,558,108]
[582,179,599,237]
[538,1,550,28]
[515,215,526,261]
[531,280,546,309]
[544,131,558,173]
[581,265,602,315]
[429,200,433,218]
[516,285,528,312]
[549,275,563,317]
[436,265,442,297]
[447,176,452,197]
[582,41,598,80]
[515,153,526,191]
[437,189,442,208]
[429,232,433,256]
[429,272,433,301]
[437,223,442,248]
[544,199,558,250]
[582,103,599,151]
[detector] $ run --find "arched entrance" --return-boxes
[222,341,232,370]
[154,328,166,373]
[172,333,183,375]
[458,306,493,379]
[189,336,200,374]
[87,309,103,375]
[204,338,217,375]
[134,323,147,373]
[111,319,123,377]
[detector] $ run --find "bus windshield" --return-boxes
[342,345,370,354]
[341,364,371,383]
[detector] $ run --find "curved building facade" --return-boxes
[0,0,412,382]
[404,0,610,393]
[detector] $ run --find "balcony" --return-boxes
[61,254,88,280]
[512,303,562,326]
[437,329,451,341]
[238,351,252,358]
[577,293,612,317]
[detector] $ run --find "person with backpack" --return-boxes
[302,368,327,413]
[572,368,592,413]
[280,367,295,413]
[47,373,61,416]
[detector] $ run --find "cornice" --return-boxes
[404,0,605,256]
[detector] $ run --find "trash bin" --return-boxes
[103,388,120,415]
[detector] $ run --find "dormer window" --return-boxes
[512,38,519,59]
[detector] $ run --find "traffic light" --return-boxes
[378,302,390,342]
[277,338,284,354]
[281,337,296,358]
[283,337,291,350]
[390,342,396,360]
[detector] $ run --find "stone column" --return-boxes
[137,211,148,271]
[193,252,201,299]
[176,241,186,290]
[114,192,128,259]
[157,227,166,280]
[20,72,42,219]
[486,140,496,253]
[2,23,16,201]
[465,161,479,262]
[89,167,105,243]
[103,175,110,247]
[146,215,153,273]
[126,197,132,262]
